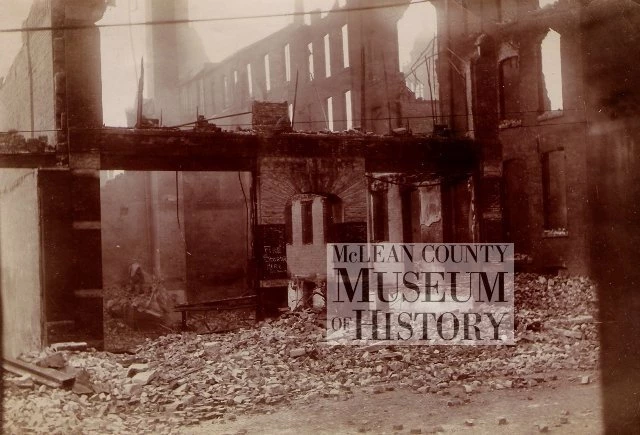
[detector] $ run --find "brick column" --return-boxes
[60,0,106,347]
[472,35,503,242]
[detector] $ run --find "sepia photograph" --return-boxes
[0,0,639,433]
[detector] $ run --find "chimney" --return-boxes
[309,8,321,24]
[145,0,184,125]
[294,0,304,25]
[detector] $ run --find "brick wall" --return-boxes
[0,0,55,145]
[252,101,290,133]
[434,0,590,274]
[258,155,367,277]
[497,4,589,274]
[258,156,367,225]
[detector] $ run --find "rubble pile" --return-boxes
[4,274,600,434]
[104,279,175,323]
[103,282,177,351]
[514,274,597,315]
[185,308,256,333]
[514,274,599,342]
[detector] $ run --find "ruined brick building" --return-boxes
[0,0,475,356]
[174,0,437,134]
[3,1,640,431]
[136,0,596,277]
[0,0,634,360]
[102,0,452,310]
[432,0,591,273]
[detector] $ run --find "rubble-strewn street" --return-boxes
[186,378,602,434]
[3,274,599,434]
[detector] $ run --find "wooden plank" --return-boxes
[175,303,256,313]
[3,357,76,388]
[0,153,57,169]
[174,295,256,310]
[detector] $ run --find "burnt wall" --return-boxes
[258,156,367,226]
[498,12,588,274]
[38,169,73,333]
[183,172,250,301]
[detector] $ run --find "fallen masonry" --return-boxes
[3,274,600,434]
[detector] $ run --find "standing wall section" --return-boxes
[0,169,43,357]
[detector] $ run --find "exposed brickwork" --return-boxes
[258,155,368,278]
[0,0,107,352]
[252,101,291,133]
[258,156,367,226]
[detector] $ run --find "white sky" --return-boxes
[0,0,438,126]
[398,1,436,70]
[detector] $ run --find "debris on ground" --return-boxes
[3,274,600,434]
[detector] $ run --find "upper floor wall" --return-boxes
[0,0,55,147]
[435,0,586,138]
[176,0,419,134]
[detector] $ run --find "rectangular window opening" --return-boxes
[539,30,563,113]
[301,201,313,244]
[341,24,350,68]
[327,97,334,131]
[285,204,293,245]
[284,43,291,82]
[264,54,271,92]
[223,75,229,108]
[345,90,353,130]
[499,56,520,120]
[308,43,315,80]
[324,34,331,77]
